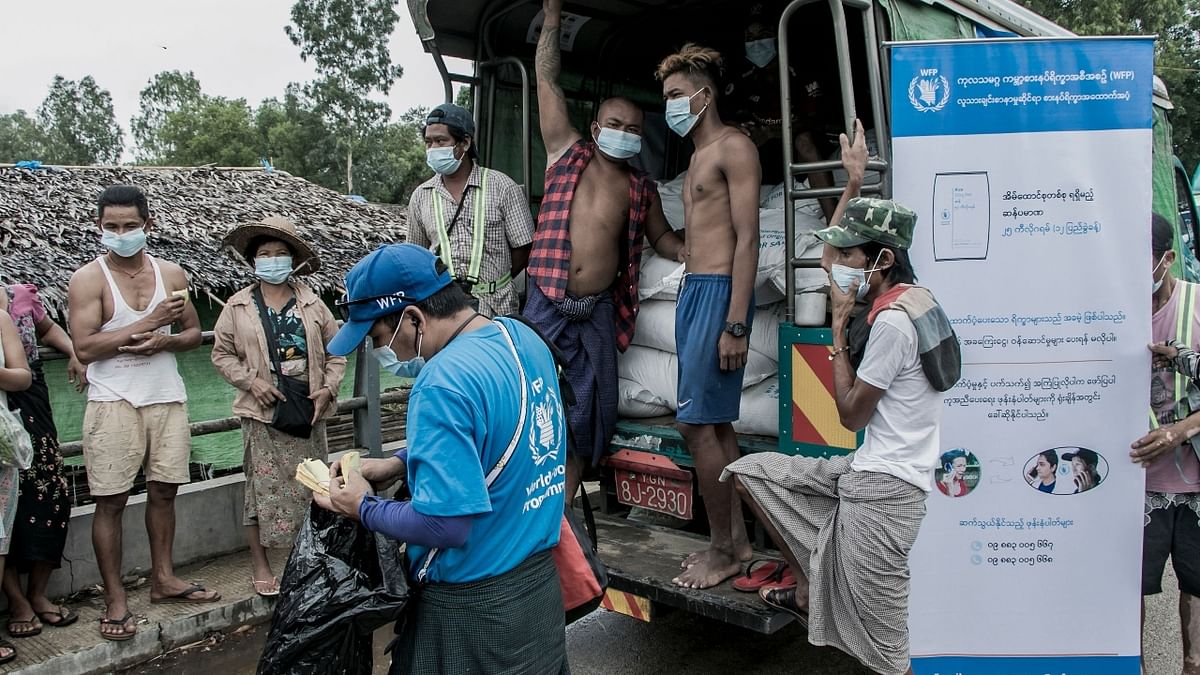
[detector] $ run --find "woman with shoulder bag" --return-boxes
[211,217,347,597]
[0,307,33,664]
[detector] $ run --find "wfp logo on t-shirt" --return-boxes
[529,376,563,466]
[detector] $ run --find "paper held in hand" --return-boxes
[295,451,361,495]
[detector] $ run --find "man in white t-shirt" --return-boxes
[722,121,960,675]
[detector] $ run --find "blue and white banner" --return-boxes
[893,38,1154,675]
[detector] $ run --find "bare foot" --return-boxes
[99,603,137,640]
[731,525,753,563]
[672,549,742,589]
[150,577,220,603]
[680,549,706,569]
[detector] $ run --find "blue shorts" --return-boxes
[675,274,754,425]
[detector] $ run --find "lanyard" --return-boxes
[432,168,490,283]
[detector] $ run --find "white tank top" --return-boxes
[86,256,188,407]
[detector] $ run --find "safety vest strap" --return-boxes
[432,168,491,282]
[1150,281,1199,429]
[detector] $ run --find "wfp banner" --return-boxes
[892,38,1155,675]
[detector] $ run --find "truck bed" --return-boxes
[595,512,796,634]
[612,417,780,467]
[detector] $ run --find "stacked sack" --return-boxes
[618,171,829,438]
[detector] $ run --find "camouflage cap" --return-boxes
[814,197,916,250]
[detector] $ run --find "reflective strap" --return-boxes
[471,273,512,297]
[1148,281,1200,485]
[431,168,490,283]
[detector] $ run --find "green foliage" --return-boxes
[285,0,404,193]
[36,75,123,165]
[355,111,434,204]
[257,85,342,192]
[131,70,204,163]
[455,85,473,111]
[157,97,261,167]
[1019,0,1200,168]
[0,110,47,163]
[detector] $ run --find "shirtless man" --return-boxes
[68,185,214,641]
[657,44,761,589]
[526,0,686,504]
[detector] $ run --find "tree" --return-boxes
[36,75,123,165]
[0,111,47,163]
[354,112,432,204]
[131,70,204,163]
[455,85,473,111]
[257,85,342,192]
[157,97,261,167]
[1019,0,1200,168]
[286,0,404,194]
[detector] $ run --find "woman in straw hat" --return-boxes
[211,217,346,597]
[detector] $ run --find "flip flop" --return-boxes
[98,611,137,641]
[760,586,809,629]
[6,616,41,638]
[150,583,221,604]
[0,638,15,664]
[732,559,786,592]
[36,606,78,628]
[252,578,280,598]
[762,566,797,592]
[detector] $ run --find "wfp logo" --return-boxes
[909,68,950,112]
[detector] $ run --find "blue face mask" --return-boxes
[426,146,464,175]
[255,256,293,285]
[830,253,884,302]
[665,87,709,138]
[1153,254,1168,294]
[594,127,642,160]
[101,227,147,258]
[373,322,425,378]
[745,38,776,68]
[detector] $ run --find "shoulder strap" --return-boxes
[251,286,283,385]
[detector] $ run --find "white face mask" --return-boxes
[829,252,885,301]
[665,87,709,138]
[1153,254,1169,294]
[744,38,776,68]
[593,127,642,160]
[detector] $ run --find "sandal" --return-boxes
[150,583,221,604]
[98,611,137,641]
[36,606,78,628]
[252,578,280,598]
[6,616,41,638]
[762,566,797,592]
[0,638,16,665]
[760,586,809,628]
[732,559,786,592]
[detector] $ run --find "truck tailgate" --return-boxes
[594,513,796,634]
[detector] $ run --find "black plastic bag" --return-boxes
[258,503,409,675]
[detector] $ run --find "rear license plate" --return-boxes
[614,469,693,520]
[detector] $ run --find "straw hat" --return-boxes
[221,216,320,276]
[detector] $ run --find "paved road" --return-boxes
[127,570,1186,675]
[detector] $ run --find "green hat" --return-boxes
[814,197,916,250]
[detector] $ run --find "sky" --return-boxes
[0,0,470,150]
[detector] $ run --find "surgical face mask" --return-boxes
[373,321,425,378]
[426,146,463,175]
[100,227,147,258]
[745,38,776,69]
[594,127,642,160]
[255,256,294,285]
[1153,254,1168,294]
[830,252,884,301]
[665,87,709,138]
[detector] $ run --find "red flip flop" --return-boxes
[732,559,786,592]
[762,565,796,591]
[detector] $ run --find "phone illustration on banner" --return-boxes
[932,171,991,261]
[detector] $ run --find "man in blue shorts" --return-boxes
[316,243,569,674]
[657,44,761,589]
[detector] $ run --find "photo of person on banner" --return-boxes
[721,118,961,675]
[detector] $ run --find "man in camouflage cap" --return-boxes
[722,120,959,675]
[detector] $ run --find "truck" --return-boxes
[406,0,1195,634]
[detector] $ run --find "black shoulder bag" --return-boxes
[253,286,315,439]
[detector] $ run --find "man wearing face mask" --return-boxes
[319,243,569,674]
[656,44,761,590]
[721,129,960,675]
[726,3,837,219]
[66,185,214,642]
[405,103,535,318]
[1130,214,1200,675]
[527,0,686,505]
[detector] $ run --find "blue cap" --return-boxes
[326,244,454,356]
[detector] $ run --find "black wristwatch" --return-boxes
[724,321,748,338]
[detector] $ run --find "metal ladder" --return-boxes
[778,0,892,323]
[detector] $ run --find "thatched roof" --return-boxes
[0,165,407,316]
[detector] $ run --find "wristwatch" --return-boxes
[724,321,748,338]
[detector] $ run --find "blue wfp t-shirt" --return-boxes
[405,318,567,584]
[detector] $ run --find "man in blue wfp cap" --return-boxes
[405,103,535,317]
[314,243,569,674]
[722,124,960,675]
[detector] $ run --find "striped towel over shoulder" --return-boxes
[868,284,961,392]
